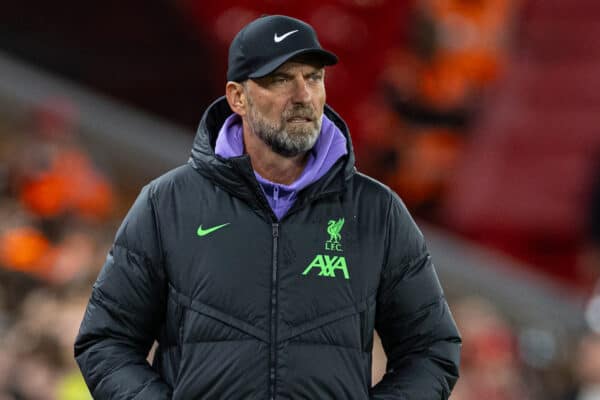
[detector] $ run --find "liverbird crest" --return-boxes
[325,218,345,252]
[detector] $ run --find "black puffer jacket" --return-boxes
[75,98,461,399]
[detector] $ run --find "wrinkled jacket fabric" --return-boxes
[75,97,461,399]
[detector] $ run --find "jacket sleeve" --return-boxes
[370,192,461,400]
[74,184,171,399]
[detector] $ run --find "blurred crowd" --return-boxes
[0,100,117,399]
[358,0,517,217]
[1,0,600,399]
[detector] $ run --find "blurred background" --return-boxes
[1,0,599,398]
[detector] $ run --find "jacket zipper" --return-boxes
[269,223,279,400]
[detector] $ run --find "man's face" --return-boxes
[242,58,326,157]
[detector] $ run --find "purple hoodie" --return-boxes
[215,113,348,220]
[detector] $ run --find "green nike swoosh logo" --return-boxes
[197,223,230,237]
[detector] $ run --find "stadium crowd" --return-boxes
[0,101,114,399]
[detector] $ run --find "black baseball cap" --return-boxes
[227,15,338,82]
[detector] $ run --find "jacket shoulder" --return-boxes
[351,171,413,211]
[352,171,392,193]
[146,163,202,196]
[350,171,397,204]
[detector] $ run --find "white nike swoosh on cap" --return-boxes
[274,30,299,43]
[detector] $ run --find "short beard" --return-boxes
[246,96,321,158]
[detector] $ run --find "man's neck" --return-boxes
[242,123,308,186]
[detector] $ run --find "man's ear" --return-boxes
[226,81,247,116]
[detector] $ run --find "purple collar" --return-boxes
[215,113,347,219]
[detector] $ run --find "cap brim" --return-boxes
[248,48,338,79]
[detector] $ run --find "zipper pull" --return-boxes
[272,223,279,238]
[273,186,280,209]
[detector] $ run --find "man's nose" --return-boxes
[291,78,311,103]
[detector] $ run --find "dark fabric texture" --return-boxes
[75,97,461,399]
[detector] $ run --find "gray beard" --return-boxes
[247,103,322,158]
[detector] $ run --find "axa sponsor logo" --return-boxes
[302,254,349,280]
[303,218,350,280]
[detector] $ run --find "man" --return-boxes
[75,15,461,399]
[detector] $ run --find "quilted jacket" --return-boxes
[75,97,461,399]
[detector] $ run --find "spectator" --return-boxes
[7,98,114,225]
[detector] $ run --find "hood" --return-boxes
[188,96,356,215]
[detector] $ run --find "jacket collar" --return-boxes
[188,96,356,217]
